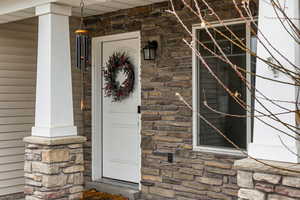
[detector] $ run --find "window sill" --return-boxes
[193,145,247,157]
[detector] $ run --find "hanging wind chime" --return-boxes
[75,0,90,118]
[75,0,91,71]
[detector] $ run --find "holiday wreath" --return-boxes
[103,52,135,102]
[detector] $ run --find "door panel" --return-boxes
[101,36,140,183]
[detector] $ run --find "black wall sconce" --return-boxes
[143,41,158,61]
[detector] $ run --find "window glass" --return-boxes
[196,23,250,149]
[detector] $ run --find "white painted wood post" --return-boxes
[249,0,300,163]
[32,3,77,138]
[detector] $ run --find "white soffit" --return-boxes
[0,0,167,24]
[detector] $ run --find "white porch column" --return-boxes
[32,3,77,138]
[248,0,300,163]
[24,5,85,199]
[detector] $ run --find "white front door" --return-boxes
[93,32,140,183]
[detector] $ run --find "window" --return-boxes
[193,21,257,153]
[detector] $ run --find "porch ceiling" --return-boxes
[0,0,166,24]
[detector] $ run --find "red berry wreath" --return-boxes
[103,52,135,102]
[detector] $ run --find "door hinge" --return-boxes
[137,106,141,114]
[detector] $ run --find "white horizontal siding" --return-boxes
[0,17,83,197]
[0,18,37,196]
[0,78,35,86]
[0,178,24,188]
[0,162,24,173]
[0,155,24,165]
[0,170,24,180]
[0,124,32,133]
[0,117,34,124]
[0,63,36,71]
[0,70,36,78]
[0,109,34,117]
[0,140,25,148]
[0,40,36,50]
[0,132,30,141]
[0,148,25,157]
[0,94,35,101]
[0,18,36,196]
[0,185,24,196]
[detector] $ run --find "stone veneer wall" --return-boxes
[84,1,258,199]
[23,136,86,200]
[235,158,300,200]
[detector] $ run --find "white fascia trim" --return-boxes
[0,0,58,16]
[36,3,72,16]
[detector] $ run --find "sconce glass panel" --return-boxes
[143,41,158,60]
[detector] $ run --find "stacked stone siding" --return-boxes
[83,0,258,199]
[235,158,300,200]
[140,150,242,199]
[24,136,86,200]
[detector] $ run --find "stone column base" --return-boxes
[23,136,87,200]
[234,158,300,200]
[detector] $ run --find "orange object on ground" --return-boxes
[82,189,129,200]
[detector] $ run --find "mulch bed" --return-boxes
[82,189,129,200]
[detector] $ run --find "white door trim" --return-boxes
[92,31,141,185]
